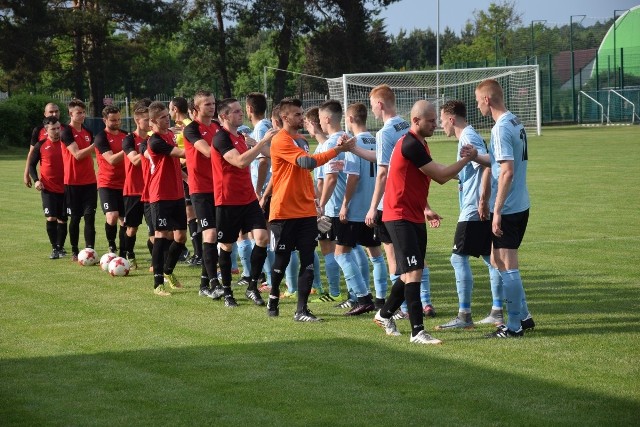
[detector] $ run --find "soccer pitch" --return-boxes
[0,126,638,425]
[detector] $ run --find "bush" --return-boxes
[0,94,69,149]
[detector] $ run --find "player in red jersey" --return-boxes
[60,99,97,261]
[94,106,127,256]
[212,98,274,308]
[373,100,477,344]
[29,116,67,259]
[183,90,225,299]
[147,102,187,296]
[121,106,150,270]
[24,103,62,188]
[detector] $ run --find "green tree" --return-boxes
[442,0,522,64]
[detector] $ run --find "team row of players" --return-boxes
[27,81,532,342]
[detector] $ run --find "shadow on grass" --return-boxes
[0,338,636,427]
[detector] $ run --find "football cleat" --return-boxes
[485,324,524,338]
[245,289,265,306]
[374,310,401,336]
[410,330,443,345]
[293,308,323,322]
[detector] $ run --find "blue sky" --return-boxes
[378,0,639,35]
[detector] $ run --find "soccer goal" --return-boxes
[326,65,541,136]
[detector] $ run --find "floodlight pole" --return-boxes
[436,0,440,100]
[530,20,547,60]
[570,15,585,123]
[613,9,628,89]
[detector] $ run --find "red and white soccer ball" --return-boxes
[77,248,97,266]
[100,252,117,271]
[108,257,130,277]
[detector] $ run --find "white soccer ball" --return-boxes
[108,257,130,277]
[77,248,97,266]
[100,252,117,271]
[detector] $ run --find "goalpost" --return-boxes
[325,65,542,136]
[264,65,541,136]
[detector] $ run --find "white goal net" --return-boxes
[325,65,541,137]
[263,65,541,137]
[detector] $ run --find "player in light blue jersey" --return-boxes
[435,100,504,330]
[476,79,535,338]
[304,106,342,303]
[318,100,374,313]
[237,93,277,289]
[341,103,390,311]
[365,84,436,319]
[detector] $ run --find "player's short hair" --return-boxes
[133,98,152,110]
[102,105,120,118]
[193,90,214,113]
[171,96,189,114]
[133,106,149,119]
[68,98,86,110]
[217,98,238,117]
[476,79,504,102]
[148,101,167,120]
[440,100,466,119]
[246,92,267,115]
[278,98,302,118]
[369,84,395,106]
[319,99,342,120]
[347,103,367,125]
[304,107,320,123]
[271,105,282,127]
[42,116,60,126]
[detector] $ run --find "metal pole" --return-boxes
[613,10,629,89]
[436,0,440,99]
[530,20,546,61]
[570,15,586,123]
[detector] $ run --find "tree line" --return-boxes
[0,1,612,116]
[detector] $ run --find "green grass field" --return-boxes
[1,126,639,426]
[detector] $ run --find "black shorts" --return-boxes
[41,190,66,220]
[150,199,187,232]
[191,192,216,231]
[334,218,380,248]
[183,181,192,206]
[491,209,529,249]
[269,217,318,254]
[374,210,392,244]
[385,220,426,275]
[452,220,492,257]
[99,187,124,215]
[216,200,267,243]
[65,183,97,217]
[143,202,155,235]
[317,216,337,241]
[123,195,144,228]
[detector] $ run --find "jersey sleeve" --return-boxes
[323,138,340,176]
[376,129,397,166]
[213,129,235,156]
[60,126,75,147]
[94,132,111,154]
[28,142,43,181]
[30,126,42,146]
[343,151,360,176]
[459,130,487,170]
[401,137,432,169]
[183,122,202,145]
[149,134,174,155]
[122,134,136,155]
[491,124,514,162]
